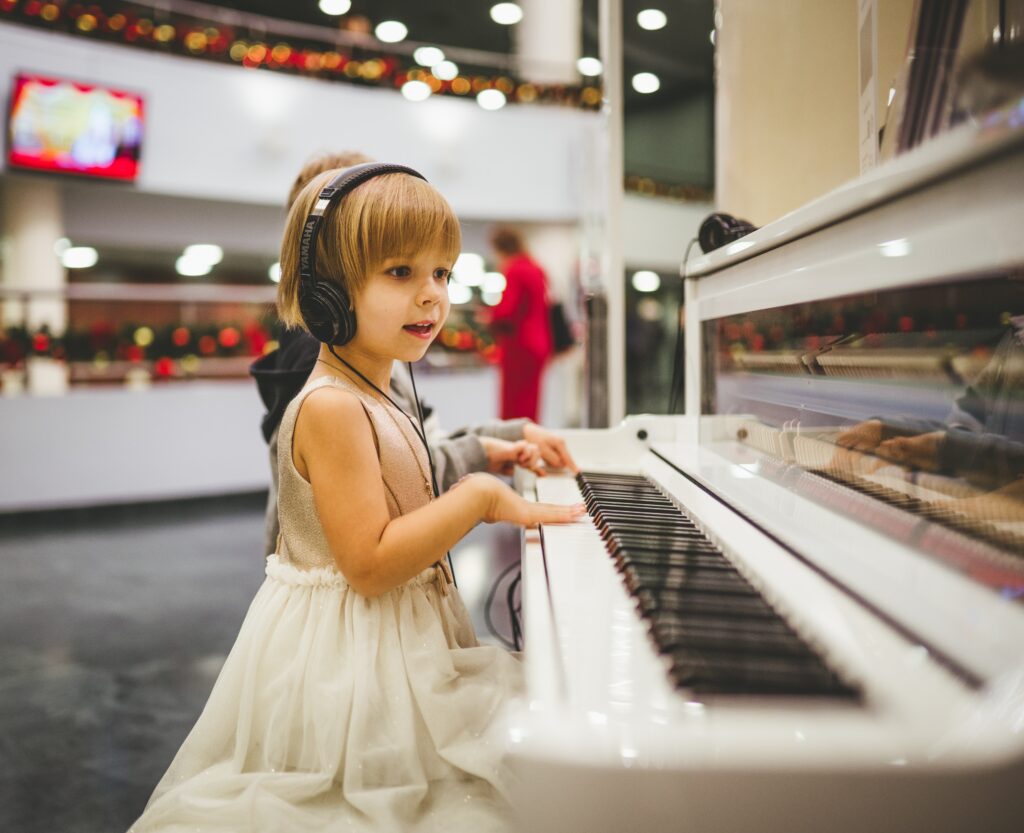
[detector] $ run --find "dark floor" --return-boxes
[0,495,521,833]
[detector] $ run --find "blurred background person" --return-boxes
[481,226,553,421]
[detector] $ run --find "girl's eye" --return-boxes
[387,266,411,278]
[434,268,452,282]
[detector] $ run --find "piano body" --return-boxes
[510,104,1024,833]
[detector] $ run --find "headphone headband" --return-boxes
[298,162,427,344]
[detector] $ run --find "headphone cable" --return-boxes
[324,345,457,585]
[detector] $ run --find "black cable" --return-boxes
[406,361,456,586]
[323,346,456,585]
[668,237,700,414]
[506,567,523,651]
[485,559,521,650]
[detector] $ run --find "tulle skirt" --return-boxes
[129,555,523,832]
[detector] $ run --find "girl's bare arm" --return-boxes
[296,387,581,596]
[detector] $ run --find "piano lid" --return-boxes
[685,96,1024,280]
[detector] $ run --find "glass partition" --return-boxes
[701,270,1024,598]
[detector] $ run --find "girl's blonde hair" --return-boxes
[277,169,461,329]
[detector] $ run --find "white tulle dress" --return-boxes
[129,374,524,832]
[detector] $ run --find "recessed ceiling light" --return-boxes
[477,89,507,110]
[447,282,473,304]
[433,60,459,81]
[490,3,523,25]
[318,0,351,15]
[268,262,282,283]
[60,246,98,269]
[631,270,661,292]
[176,255,212,277]
[577,57,603,76]
[183,243,223,265]
[401,80,432,102]
[375,20,408,43]
[413,46,445,67]
[483,272,507,293]
[637,9,667,30]
[632,72,660,94]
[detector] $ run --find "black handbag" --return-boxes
[549,301,576,355]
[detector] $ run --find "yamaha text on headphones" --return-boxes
[298,162,427,345]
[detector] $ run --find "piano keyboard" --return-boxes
[578,471,860,698]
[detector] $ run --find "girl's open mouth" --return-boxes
[403,322,435,339]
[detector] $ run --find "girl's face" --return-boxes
[350,246,453,363]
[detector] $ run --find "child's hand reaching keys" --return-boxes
[454,473,586,527]
[480,437,545,476]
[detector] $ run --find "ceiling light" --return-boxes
[433,60,459,81]
[375,20,408,43]
[482,291,503,306]
[413,46,445,67]
[401,80,432,102]
[53,237,71,256]
[183,243,223,265]
[631,270,661,292]
[453,252,485,286]
[447,282,473,304]
[637,9,667,30]
[268,262,281,283]
[483,272,507,293]
[60,246,98,269]
[632,72,660,94]
[577,57,603,76]
[709,29,716,46]
[490,3,523,25]
[318,0,351,15]
[176,255,212,277]
[477,89,507,110]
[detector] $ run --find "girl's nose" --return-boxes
[419,277,445,305]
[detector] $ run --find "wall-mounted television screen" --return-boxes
[7,73,143,181]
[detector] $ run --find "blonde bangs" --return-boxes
[343,174,462,273]
[276,169,460,331]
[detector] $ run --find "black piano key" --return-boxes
[650,612,802,653]
[622,564,752,595]
[614,550,735,571]
[576,471,861,700]
[635,588,774,618]
[669,651,857,697]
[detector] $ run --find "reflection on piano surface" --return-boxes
[510,105,1024,833]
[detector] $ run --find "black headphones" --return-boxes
[697,211,758,254]
[298,161,427,345]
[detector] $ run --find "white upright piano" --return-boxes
[510,101,1024,833]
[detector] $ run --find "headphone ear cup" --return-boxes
[300,281,355,345]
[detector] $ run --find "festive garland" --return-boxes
[0,0,603,110]
[0,315,491,381]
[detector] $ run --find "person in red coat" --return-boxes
[484,227,553,421]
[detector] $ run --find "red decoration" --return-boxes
[198,335,217,355]
[171,326,191,347]
[32,332,50,353]
[154,356,176,377]
[217,326,241,348]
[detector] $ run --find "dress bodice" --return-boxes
[275,373,434,572]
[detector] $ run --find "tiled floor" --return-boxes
[0,495,521,833]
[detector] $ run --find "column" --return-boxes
[1,176,66,334]
[515,0,581,84]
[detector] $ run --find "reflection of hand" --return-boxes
[835,419,884,452]
[480,437,544,476]
[522,422,579,473]
[874,431,944,472]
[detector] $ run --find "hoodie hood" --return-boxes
[249,329,319,443]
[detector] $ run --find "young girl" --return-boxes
[129,167,583,832]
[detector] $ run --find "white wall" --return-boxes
[0,24,599,221]
[0,382,269,512]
